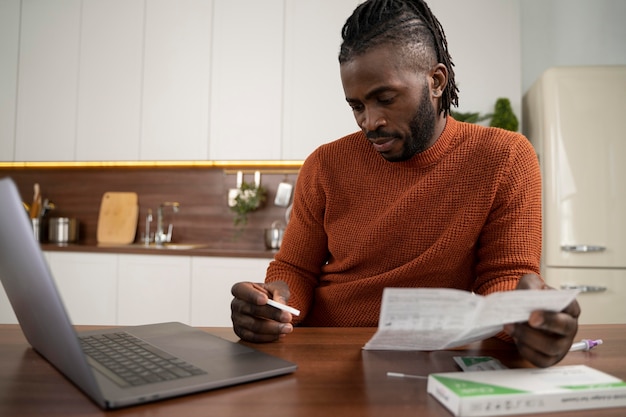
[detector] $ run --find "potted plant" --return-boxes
[489,97,519,132]
[230,180,267,228]
[451,97,519,132]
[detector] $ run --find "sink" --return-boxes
[100,242,209,251]
[137,243,208,250]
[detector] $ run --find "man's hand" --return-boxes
[504,274,581,367]
[231,281,295,343]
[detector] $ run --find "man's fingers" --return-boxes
[231,282,268,305]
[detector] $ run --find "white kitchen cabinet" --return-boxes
[208,0,284,160]
[0,251,273,326]
[75,0,144,161]
[140,0,212,160]
[15,0,81,161]
[46,252,119,325]
[6,0,523,163]
[117,254,192,325]
[190,257,271,326]
[0,251,117,325]
[281,0,360,160]
[0,241,48,323]
[0,0,20,162]
[0,280,17,324]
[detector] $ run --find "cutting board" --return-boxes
[96,192,139,245]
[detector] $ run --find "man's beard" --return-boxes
[392,87,436,162]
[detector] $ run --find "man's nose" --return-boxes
[359,108,387,132]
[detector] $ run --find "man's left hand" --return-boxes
[503,273,581,367]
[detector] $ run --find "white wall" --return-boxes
[0,0,20,160]
[429,0,522,119]
[520,0,626,92]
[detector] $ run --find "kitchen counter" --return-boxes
[40,242,277,259]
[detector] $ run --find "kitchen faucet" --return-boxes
[155,201,180,245]
[142,208,153,245]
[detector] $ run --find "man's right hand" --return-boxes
[230,281,294,343]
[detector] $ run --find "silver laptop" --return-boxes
[0,177,296,409]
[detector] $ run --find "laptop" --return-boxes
[0,177,297,409]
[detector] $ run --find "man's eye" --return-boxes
[378,96,394,105]
[349,103,364,112]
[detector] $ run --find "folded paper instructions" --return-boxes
[363,288,579,351]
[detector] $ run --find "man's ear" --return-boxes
[430,63,448,98]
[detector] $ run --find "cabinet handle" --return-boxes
[560,284,607,293]
[561,245,606,253]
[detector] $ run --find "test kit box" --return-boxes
[427,365,626,416]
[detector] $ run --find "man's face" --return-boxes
[340,46,440,162]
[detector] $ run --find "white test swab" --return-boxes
[267,299,300,316]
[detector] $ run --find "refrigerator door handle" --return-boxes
[560,284,607,293]
[560,245,606,253]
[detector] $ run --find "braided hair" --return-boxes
[339,0,459,116]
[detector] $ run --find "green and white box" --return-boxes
[427,365,626,416]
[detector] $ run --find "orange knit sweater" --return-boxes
[266,117,542,327]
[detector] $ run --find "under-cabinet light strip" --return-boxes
[0,160,303,169]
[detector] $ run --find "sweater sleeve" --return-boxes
[264,148,330,323]
[472,132,543,295]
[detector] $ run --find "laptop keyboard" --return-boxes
[79,332,207,387]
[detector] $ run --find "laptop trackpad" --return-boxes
[126,322,252,361]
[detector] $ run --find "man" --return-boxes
[231,0,580,367]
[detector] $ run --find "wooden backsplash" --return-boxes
[0,166,299,250]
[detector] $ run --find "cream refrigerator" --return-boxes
[523,66,626,324]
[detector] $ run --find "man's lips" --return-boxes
[370,137,397,153]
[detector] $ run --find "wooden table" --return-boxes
[0,324,624,416]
